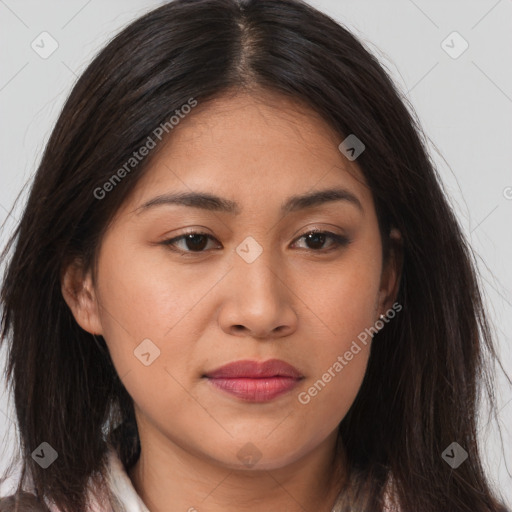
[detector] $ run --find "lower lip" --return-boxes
[206,377,301,402]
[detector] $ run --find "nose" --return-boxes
[217,249,298,340]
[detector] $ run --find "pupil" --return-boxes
[186,234,207,251]
[307,233,325,249]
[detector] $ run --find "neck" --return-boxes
[128,430,345,512]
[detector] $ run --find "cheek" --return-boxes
[296,290,374,430]
[307,247,382,339]
[93,240,205,386]
[296,244,381,415]
[301,341,371,414]
[93,246,199,432]
[95,233,207,337]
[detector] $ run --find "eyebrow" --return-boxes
[135,187,363,216]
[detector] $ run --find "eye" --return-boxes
[161,232,219,254]
[160,229,350,255]
[291,229,350,252]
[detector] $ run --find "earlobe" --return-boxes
[378,227,403,315]
[61,259,103,335]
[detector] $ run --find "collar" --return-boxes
[102,446,149,512]
[45,445,149,512]
[94,445,150,512]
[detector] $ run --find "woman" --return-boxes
[0,0,509,510]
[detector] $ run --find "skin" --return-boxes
[62,90,401,512]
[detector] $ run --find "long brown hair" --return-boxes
[1,0,510,510]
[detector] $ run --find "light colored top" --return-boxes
[45,445,150,512]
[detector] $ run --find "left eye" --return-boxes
[292,230,350,251]
[161,230,349,254]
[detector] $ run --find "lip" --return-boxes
[204,359,303,379]
[203,359,304,402]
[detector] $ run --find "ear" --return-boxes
[377,227,403,316]
[61,259,103,335]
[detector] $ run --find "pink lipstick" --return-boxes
[203,359,303,402]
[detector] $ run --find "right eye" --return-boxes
[160,231,221,254]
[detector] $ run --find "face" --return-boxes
[63,91,399,472]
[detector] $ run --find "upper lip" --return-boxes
[204,359,304,379]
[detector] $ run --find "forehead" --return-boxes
[123,90,372,216]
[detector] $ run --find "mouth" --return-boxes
[202,359,304,402]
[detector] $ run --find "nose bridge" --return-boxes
[217,233,298,337]
[232,234,283,299]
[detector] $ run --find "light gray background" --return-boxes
[1,0,511,506]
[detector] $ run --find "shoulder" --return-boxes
[0,492,50,512]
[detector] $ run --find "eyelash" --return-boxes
[160,229,350,256]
